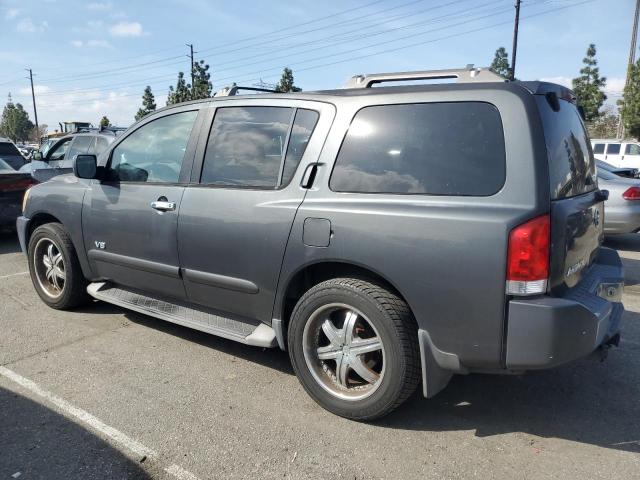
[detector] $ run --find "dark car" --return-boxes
[25,127,123,183]
[17,67,624,420]
[0,138,27,170]
[597,159,639,178]
[0,158,33,229]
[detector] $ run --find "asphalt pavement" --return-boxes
[1,231,639,479]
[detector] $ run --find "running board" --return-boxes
[87,282,277,348]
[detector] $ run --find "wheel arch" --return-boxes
[275,260,413,348]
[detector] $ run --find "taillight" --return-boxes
[622,186,640,200]
[506,214,550,295]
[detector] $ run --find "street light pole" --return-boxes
[511,0,522,80]
[26,68,40,145]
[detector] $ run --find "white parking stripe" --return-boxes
[0,366,202,480]
[0,271,28,280]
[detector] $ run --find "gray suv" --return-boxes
[17,67,625,420]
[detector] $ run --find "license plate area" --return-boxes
[597,282,623,303]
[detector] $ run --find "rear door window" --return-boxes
[66,136,94,160]
[330,102,506,195]
[535,96,596,199]
[593,143,605,154]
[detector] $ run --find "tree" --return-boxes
[489,47,511,79]
[572,44,607,122]
[28,124,47,143]
[619,58,640,139]
[167,71,192,105]
[135,86,157,121]
[586,105,619,139]
[275,67,301,93]
[99,116,110,128]
[0,94,34,142]
[191,60,212,100]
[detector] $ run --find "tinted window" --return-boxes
[0,142,21,156]
[89,136,110,155]
[535,97,596,199]
[109,111,197,183]
[593,143,605,154]
[330,103,505,195]
[201,106,294,188]
[626,144,640,155]
[607,143,621,155]
[67,136,94,160]
[281,109,319,186]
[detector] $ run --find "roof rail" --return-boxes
[215,83,278,97]
[75,126,127,135]
[344,65,506,89]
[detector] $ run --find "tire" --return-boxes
[27,222,89,310]
[288,278,420,420]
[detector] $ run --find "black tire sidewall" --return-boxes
[289,282,411,420]
[28,224,83,309]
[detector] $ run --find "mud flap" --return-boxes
[418,329,465,398]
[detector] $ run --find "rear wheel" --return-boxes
[288,278,420,420]
[28,223,89,309]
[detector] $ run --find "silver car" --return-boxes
[599,168,640,234]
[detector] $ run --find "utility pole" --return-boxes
[26,68,40,145]
[186,43,194,91]
[618,0,640,139]
[510,0,522,80]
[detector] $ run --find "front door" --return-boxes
[178,101,334,323]
[84,108,201,300]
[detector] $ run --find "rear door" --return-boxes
[84,106,203,300]
[177,99,334,323]
[535,95,603,290]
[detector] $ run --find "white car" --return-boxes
[592,139,640,168]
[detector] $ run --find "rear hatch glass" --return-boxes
[536,94,602,290]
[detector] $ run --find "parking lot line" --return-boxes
[0,271,28,280]
[0,366,202,480]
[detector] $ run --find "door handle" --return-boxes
[151,200,176,212]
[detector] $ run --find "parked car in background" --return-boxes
[24,127,124,182]
[0,158,34,230]
[592,139,640,168]
[17,68,624,420]
[597,159,639,179]
[597,167,640,234]
[0,138,27,170]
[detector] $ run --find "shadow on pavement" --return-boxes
[0,386,152,479]
[0,231,21,254]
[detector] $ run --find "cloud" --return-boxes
[86,2,112,10]
[539,76,572,88]
[70,39,113,48]
[4,8,19,20]
[19,85,51,95]
[109,21,145,37]
[16,18,48,33]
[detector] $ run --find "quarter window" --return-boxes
[201,106,295,188]
[607,144,621,155]
[330,102,506,195]
[109,111,197,183]
[593,143,605,154]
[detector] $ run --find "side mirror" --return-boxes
[32,151,43,161]
[74,154,100,179]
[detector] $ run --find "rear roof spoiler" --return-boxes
[344,65,506,88]
[215,84,278,97]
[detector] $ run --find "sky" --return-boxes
[0,0,636,131]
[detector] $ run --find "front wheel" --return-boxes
[288,278,420,420]
[28,223,89,310]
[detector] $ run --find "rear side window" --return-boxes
[593,143,605,154]
[330,102,506,195]
[67,136,94,160]
[626,144,640,155]
[607,144,621,155]
[89,136,110,155]
[535,96,596,199]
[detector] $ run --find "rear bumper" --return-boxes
[16,216,29,254]
[505,247,624,369]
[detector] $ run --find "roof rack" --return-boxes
[344,65,506,89]
[214,84,278,97]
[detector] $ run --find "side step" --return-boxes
[87,282,277,348]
